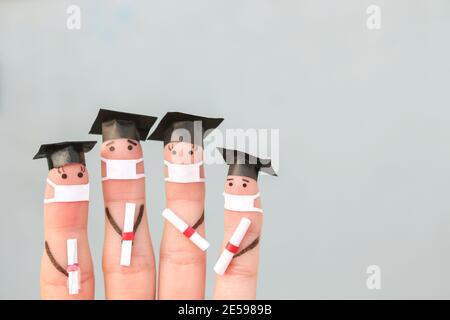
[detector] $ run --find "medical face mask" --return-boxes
[164,160,204,183]
[101,157,145,181]
[223,192,263,213]
[44,178,90,204]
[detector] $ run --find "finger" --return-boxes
[40,163,95,300]
[213,176,263,300]
[158,142,207,299]
[213,212,262,299]
[100,138,156,300]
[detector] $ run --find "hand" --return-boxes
[40,139,262,299]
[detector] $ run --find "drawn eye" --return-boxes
[109,146,115,152]
[228,182,233,187]
[243,183,247,188]
[128,145,133,150]
[172,150,177,155]
[62,173,67,179]
[188,150,193,155]
[78,172,83,178]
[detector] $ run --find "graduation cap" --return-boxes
[148,112,224,146]
[33,141,97,170]
[89,108,158,142]
[217,147,277,180]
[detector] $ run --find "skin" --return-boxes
[158,141,206,299]
[40,163,95,299]
[100,138,156,299]
[213,175,263,299]
[39,140,261,299]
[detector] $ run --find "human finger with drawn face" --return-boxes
[89,108,158,299]
[34,141,96,299]
[213,148,277,299]
[148,112,223,299]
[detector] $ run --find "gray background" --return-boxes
[1,0,450,299]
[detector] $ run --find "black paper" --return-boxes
[148,112,224,146]
[217,147,277,180]
[33,141,97,170]
[89,108,158,141]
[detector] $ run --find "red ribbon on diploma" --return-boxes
[225,242,239,254]
[122,232,135,241]
[183,226,195,238]
[67,263,79,272]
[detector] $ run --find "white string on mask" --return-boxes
[101,157,145,181]
[164,160,204,183]
[223,192,263,213]
[44,178,90,204]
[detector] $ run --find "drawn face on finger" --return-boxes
[47,163,89,185]
[224,175,259,195]
[164,142,203,164]
[101,138,143,159]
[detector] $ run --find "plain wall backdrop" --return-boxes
[1,0,450,299]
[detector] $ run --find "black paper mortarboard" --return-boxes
[217,147,277,180]
[89,108,158,141]
[148,112,224,146]
[33,141,97,170]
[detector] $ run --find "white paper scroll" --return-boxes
[214,217,251,275]
[120,202,136,266]
[162,208,209,251]
[67,238,80,295]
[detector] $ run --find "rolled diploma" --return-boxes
[67,238,80,295]
[214,217,251,275]
[120,202,136,266]
[162,208,210,251]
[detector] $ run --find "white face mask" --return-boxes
[164,160,204,183]
[101,157,145,181]
[223,192,263,213]
[44,178,90,204]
